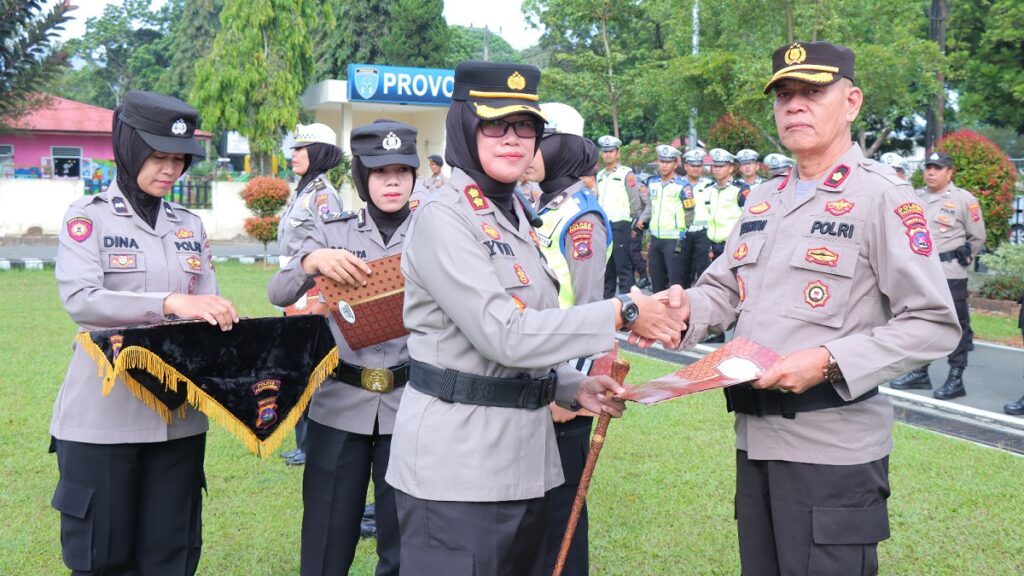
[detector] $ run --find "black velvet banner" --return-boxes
[77,315,339,457]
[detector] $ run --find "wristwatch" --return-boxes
[615,293,640,329]
[822,350,845,385]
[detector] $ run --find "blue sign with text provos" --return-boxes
[347,64,455,107]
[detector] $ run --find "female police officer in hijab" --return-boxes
[51,90,238,574]
[268,120,420,576]
[385,61,684,575]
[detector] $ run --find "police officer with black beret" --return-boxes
[52,90,238,574]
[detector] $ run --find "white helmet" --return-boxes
[540,102,585,137]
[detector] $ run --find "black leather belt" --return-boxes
[938,250,958,262]
[725,383,878,419]
[409,360,557,410]
[333,361,409,393]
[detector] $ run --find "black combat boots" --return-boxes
[889,365,931,390]
[933,367,966,400]
[1004,394,1024,416]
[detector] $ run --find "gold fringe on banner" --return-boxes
[74,332,339,458]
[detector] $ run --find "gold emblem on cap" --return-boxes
[506,71,526,91]
[784,43,807,65]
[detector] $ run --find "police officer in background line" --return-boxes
[655,41,959,575]
[630,174,653,291]
[705,148,746,260]
[644,144,687,292]
[736,148,763,188]
[418,154,449,193]
[596,135,644,297]
[879,151,909,181]
[678,148,713,288]
[763,152,795,177]
[52,90,239,575]
[890,150,986,399]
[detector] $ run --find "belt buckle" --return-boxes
[361,368,394,393]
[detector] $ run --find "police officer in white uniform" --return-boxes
[51,90,238,575]
[385,61,684,575]
[677,148,713,287]
[269,120,420,576]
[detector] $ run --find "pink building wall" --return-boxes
[0,133,113,168]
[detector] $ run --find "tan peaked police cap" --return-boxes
[452,61,547,121]
[763,41,855,94]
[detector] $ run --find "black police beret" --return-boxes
[350,120,419,169]
[764,41,855,94]
[119,90,205,157]
[452,61,546,121]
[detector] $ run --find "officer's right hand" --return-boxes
[627,287,685,349]
[164,294,239,331]
[302,249,373,287]
[629,285,690,349]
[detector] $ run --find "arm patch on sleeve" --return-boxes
[568,220,595,260]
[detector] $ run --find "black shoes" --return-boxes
[889,366,932,390]
[283,449,306,466]
[360,503,377,538]
[1004,395,1024,416]
[933,367,966,400]
[636,277,652,291]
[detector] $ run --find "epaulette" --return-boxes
[859,158,905,187]
[163,199,199,218]
[313,179,327,191]
[321,210,358,224]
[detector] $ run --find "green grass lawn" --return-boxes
[971,312,1023,347]
[2,263,1022,574]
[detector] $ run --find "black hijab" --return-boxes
[112,108,192,228]
[295,142,342,196]
[538,134,599,203]
[352,156,412,245]
[445,101,542,227]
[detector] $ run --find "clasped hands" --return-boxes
[625,285,690,349]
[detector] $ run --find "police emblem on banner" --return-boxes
[354,66,380,100]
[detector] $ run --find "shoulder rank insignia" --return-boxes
[748,201,771,215]
[824,199,855,216]
[313,179,327,191]
[111,196,130,215]
[322,210,358,224]
[409,199,420,211]
[464,185,489,211]
[67,216,93,242]
[824,164,851,188]
[163,202,178,220]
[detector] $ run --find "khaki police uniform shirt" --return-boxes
[418,172,449,194]
[52,184,217,444]
[386,168,617,502]
[268,209,410,435]
[277,174,343,263]
[684,145,960,465]
[916,183,986,280]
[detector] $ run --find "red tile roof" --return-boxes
[9,95,211,138]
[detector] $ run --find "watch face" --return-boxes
[624,303,640,322]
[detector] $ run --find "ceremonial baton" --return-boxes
[552,357,630,576]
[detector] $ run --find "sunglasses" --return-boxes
[479,118,540,139]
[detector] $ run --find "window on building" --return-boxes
[0,144,12,177]
[52,146,83,178]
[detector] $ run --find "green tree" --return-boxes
[154,0,223,100]
[313,0,387,80]
[446,26,521,66]
[191,0,320,174]
[381,0,448,68]
[708,114,768,154]
[0,0,72,130]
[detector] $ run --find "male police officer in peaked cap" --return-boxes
[736,148,763,188]
[890,150,986,399]
[879,152,910,181]
[596,135,645,297]
[763,152,795,177]
[655,41,959,574]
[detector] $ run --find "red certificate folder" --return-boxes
[618,337,780,404]
[314,254,408,350]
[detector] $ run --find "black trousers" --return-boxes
[947,278,970,368]
[603,221,635,298]
[294,410,309,452]
[679,229,711,288]
[543,416,593,576]
[395,491,548,576]
[735,450,890,576]
[710,240,726,261]
[51,434,206,576]
[302,419,398,576]
[629,228,648,281]
[648,237,683,293]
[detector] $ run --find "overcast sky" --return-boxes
[58,0,543,51]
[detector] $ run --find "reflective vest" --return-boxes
[647,176,687,240]
[684,178,712,230]
[596,165,633,223]
[537,186,613,308]
[705,182,745,243]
